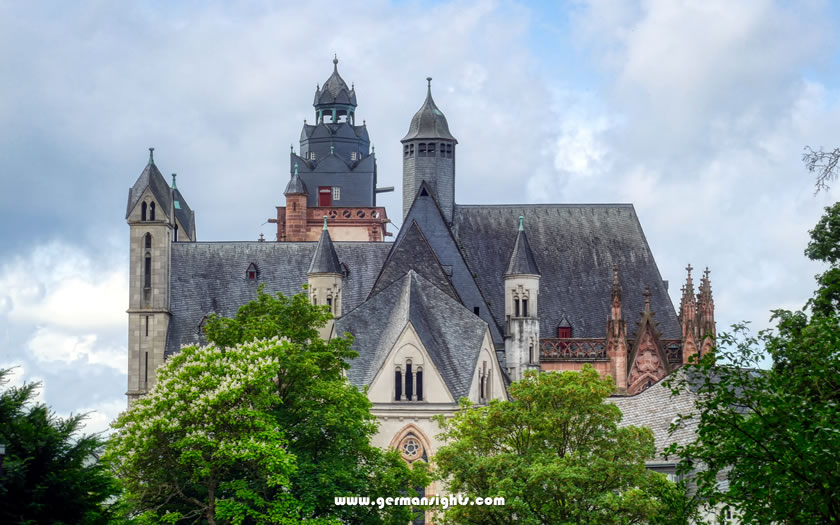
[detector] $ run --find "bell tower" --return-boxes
[401,77,458,224]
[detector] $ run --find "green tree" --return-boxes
[433,366,694,525]
[0,369,119,525]
[108,287,427,524]
[665,202,840,523]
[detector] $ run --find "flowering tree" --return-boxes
[106,339,301,524]
[108,287,427,524]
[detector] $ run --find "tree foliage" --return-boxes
[665,202,840,524]
[0,369,119,524]
[433,366,693,525]
[107,286,427,524]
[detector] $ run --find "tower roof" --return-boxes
[504,216,540,276]
[284,163,308,195]
[314,56,357,108]
[308,218,342,274]
[401,77,457,143]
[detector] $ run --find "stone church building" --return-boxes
[125,59,716,486]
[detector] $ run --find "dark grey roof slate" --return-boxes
[308,227,342,274]
[173,187,196,239]
[125,158,172,219]
[504,226,540,276]
[314,58,357,107]
[369,220,459,301]
[453,205,680,340]
[401,185,504,347]
[284,170,308,195]
[336,270,488,400]
[166,241,390,357]
[401,80,457,143]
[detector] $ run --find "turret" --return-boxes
[282,162,309,241]
[606,264,628,391]
[308,217,344,339]
[402,77,457,224]
[503,216,541,381]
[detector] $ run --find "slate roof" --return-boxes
[401,80,457,143]
[125,157,172,219]
[369,220,460,301]
[284,169,308,195]
[165,241,390,357]
[453,204,681,340]
[610,372,698,463]
[504,222,540,276]
[400,185,505,347]
[172,187,196,240]
[308,227,342,274]
[314,58,357,107]
[336,270,489,400]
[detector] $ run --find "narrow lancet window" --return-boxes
[141,202,147,221]
[149,202,156,220]
[514,298,520,317]
[144,233,151,249]
[395,368,402,401]
[522,298,529,317]
[416,369,423,401]
[405,362,413,400]
[144,255,151,289]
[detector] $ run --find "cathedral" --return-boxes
[124,58,716,484]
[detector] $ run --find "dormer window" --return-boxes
[246,262,258,281]
[557,326,572,338]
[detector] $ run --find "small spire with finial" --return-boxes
[426,76,432,95]
[686,263,693,276]
[323,215,328,231]
[518,215,524,232]
[333,54,338,71]
[258,232,265,242]
[330,143,334,155]
[643,285,651,312]
[371,143,375,155]
[171,173,177,189]
[612,263,619,286]
[148,147,155,163]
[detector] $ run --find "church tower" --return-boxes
[401,78,458,224]
[504,216,541,381]
[124,148,195,403]
[272,57,391,242]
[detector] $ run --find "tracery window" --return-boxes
[395,359,423,401]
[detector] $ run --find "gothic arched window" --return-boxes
[394,366,402,401]
[141,202,147,221]
[144,233,151,249]
[174,224,179,242]
[416,367,423,401]
[149,202,156,221]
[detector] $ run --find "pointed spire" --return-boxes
[308,222,342,275]
[284,162,308,196]
[505,216,540,276]
[402,76,457,143]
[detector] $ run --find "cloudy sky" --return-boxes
[1,0,839,434]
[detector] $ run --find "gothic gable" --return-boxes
[627,313,668,395]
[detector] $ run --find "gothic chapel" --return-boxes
[125,59,716,480]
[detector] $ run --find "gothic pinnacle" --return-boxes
[148,147,155,163]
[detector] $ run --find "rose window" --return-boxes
[400,435,423,461]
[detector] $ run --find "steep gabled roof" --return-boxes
[125,152,172,219]
[454,204,680,340]
[401,182,503,346]
[369,220,459,301]
[337,270,488,400]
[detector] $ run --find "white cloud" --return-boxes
[0,242,127,331]
[26,327,125,373]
